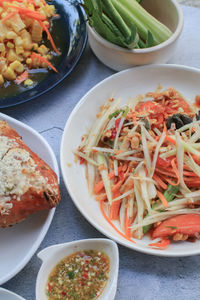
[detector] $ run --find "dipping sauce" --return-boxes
[46,250,110,300]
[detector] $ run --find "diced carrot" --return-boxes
[149,239,170,249]
[15,71,29,84]
[152,214,200,239]
[157,190,169,207]
[99,200,135,243]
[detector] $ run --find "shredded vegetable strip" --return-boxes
[100,200,136,243]
[76,87,200,248]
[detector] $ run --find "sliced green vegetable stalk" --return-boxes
[82,0,139,48]
[113,0,172,43]
[82,0,172,49]
[97,153,113,204]
[143,184,179,234]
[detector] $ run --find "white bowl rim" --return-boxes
[88,0,184,54]
[0,112,59,285]
[60,64,200,257]
[0,287,25,300]
[36,238,119,300]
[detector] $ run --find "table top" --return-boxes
[2,5,200,300]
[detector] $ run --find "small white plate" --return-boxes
[61,64,200,257]
[0,113,59,284]
[0,288,25,300]
[36,239,119,300]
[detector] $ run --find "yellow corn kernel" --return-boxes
[6,31,17,39]
[1,12,7,18]
[9,13,26,33]
[0,74,4,85]
[37,45,48,55]
[14,36,23,46]
[24,79,33,86]
[32,43,38,51]
[7,42,14,49]
[10,61,24,73]
[3,67,16,81]
[43,20,49,26]
[20,29,32,50]
[31,20,43,43]
[7,49,18,62]
[22,51,31,58]
[15,46,24,55]
[26,58,32,65]
[0,43,5,53]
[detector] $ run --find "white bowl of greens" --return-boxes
[85,0,184,71]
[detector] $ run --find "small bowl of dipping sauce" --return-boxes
[36,238,119,300]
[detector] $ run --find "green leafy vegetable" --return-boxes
[82,0,172,49]
[143,185,179,234]
[68,271,75,279]
[163,184,179,203]
[109,109,124,119]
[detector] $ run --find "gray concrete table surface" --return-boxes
[1,4,200,300]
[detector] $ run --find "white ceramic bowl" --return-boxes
[60,64,200,257]
[88,0,184,71]
[0,113,59,285]
[0,288,25,300]
[36,239,119,300]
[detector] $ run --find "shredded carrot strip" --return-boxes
[132,114,137,126]
[153,174,168,190]
[165,177,179,186]
[157,190,169,207]
[15,70,29,84]
[164,135,176,145]
[171,158,180,185]
[149,239,170,249]
[163,122,167,133]
[125,209,131,238]
[183,177,200,183]
[1,11,16,22]
[31,52,58,73]
[115,150,122,155]
[94,166,123,194]
[109,197,121,220]
[99,200,135,243]
[11,6,46,20]
[39,21,60,54]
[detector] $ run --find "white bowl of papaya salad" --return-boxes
[61,64,200,256]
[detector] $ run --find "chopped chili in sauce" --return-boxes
[46,250,110,300]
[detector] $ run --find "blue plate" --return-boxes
[0,0,87,108]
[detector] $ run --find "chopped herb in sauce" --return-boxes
[46,250,110,300]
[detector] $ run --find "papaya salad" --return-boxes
[0,0,60,86]
[75,87,200,249]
